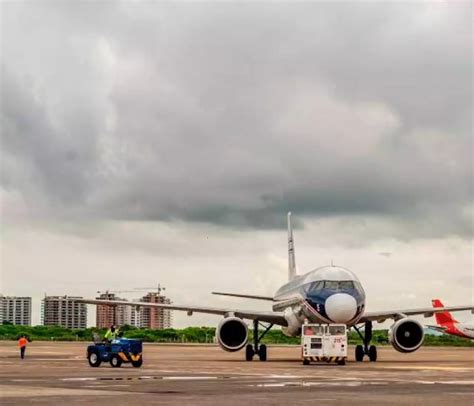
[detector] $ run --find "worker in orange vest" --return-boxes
[18,335,28,359]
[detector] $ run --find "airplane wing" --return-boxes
[212,292,274,301]
[360,305,474,323]
[77,298,287,326]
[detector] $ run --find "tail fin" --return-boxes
[432,299,458,325]
[288,212,296,281]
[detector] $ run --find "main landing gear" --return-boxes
[353,321,377,362]
[246,320,273,361]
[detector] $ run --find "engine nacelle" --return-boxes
[216,317,248,352]
[389,318,424,353]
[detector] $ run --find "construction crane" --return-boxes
[133,284,166,295]
[96,289,149,296]
[94,289,147,327]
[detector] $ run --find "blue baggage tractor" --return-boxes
[87,336,143,368]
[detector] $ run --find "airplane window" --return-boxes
[339,281,354,289]
[305,281,324,292]
[324,281,339,289]
[313,281,324,290]
[353,281,363,293]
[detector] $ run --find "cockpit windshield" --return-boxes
[306,280,357,292]
[324,281,338,289]
[324,280,354,289]
[338,281,355,289]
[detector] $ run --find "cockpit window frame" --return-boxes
[338,281,355,289]
[306,280,359,291]
[324,281,339,290]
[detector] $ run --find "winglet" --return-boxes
[288,212,296,281]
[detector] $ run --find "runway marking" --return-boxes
[409,380,474,385]
[23,358,82,362]
[250,378,474,388]
[0,384,121,398]
[162,376,219,380]
[381,366,472,371]
[441,380,474,385]
[251,381,364,388]
[59,375,222,383]
[267,374,302,379]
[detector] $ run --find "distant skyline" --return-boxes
[1,2,472,328]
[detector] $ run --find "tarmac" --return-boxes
[0,342,473,405]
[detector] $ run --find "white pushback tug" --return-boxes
[301,320,347,366]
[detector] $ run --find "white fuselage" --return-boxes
[272,265,366,336]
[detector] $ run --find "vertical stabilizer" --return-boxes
[288,212,296,281]
[432,299,458,325]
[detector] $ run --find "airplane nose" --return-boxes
[325,293,357,323]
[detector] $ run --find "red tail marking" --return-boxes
[432,299,458,325]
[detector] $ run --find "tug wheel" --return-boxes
[132,357,143,368]
[88,351,101,367]
[110,354,122,368]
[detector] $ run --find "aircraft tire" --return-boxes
[245,344,254,361]
[368,345,377,362]
[258,344,267,361]
[355,345,364,362]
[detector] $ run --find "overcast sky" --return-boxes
[1,1,472,327]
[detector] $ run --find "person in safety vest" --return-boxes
[18,335,28,359]
[104,325,120,343]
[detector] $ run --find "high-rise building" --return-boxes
[41,295,87,329]
[0,295,32,326]
[139,292,172,329]
[96,293,133,328]
[94,288,172,329]
[130,304,142,328]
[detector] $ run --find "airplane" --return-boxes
[78,212,474,362]
[426,299,474,339]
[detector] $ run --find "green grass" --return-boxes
[1,324,472,347]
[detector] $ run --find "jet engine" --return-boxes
[216,317,248,352]
[389,318,424,353]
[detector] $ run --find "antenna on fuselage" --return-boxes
[288,212,296,281]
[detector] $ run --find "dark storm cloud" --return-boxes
[1,2,472,235]
[1,68,100,207]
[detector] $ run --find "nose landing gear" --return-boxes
[246,320,273,361]
[353,321,377,362]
